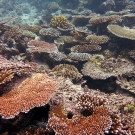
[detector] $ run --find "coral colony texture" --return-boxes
[0,0,135,135]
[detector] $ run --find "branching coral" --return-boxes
[71,44,101,53]
[27,40,58,54]
[0,73,59,119]
[107,24,135,40]
[86,35,110,44]
[52,64,82,81]
[0,69,14,85]
[0,55,37,76]
[51,15,68,28]
[47,100,112,135]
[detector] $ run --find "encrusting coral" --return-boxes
[107,24,135,40]
[86,34,110,44]
[50,15,68,28]
[52,64,82,81]
[0,69,14,85]
[0,73,59,119]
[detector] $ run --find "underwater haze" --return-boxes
[0,0,135,135]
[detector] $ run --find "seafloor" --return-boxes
[0,0,135,134]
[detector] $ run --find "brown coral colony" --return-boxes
[0,0,135,134]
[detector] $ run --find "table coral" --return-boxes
[71,44,101,53]
[0,73,59,119]
[89,15,121,24]
[27,40,58,54]
[52,64,82,81]
[86,34,109,44]
[68,52,91,61]
[82,58,134,79]
[107,24,135,40]
[39,28,61,38]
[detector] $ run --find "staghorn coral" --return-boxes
[68,52,91,61]
[86,34,109,44]
[39,28,61,38]
[52,64,82,81]
[89,15,121,24]
[27,40,58,54]
[0,73,59,119]
[107,24,135,40]
[71,44,101,53]
[82,58,134,79]
[0,69,14,85]
[51,15,68,28]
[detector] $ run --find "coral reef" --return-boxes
[71,44,101,53]
[0,73,58,119]
[52,64,82,81]
[47,105,112,135]
[39,28,61,38]
[86,35,109,44]
[68,52,91,61]
[82,58,134,79]
[0,69,14,85]
[50,16,68,28]
[89,15,121,24]
[0,0,135,134]
[27,40,58,54]
[0,55,37,76]
[107,24,135,40]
